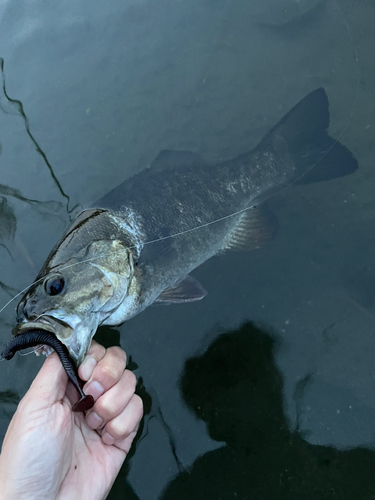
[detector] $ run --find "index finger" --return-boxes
[78,340,107,381]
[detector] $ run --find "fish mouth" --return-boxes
[13,312,98,366]
[12,317,76,360]
[13,316,74,339]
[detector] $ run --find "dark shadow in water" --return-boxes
[0,58,78,214]
[0,390,19,420]
[0,196,16,260]
[94,326,122,350]
[161,322,375,499]
[0,390,19,405]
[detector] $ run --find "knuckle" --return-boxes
[88,341,106,360]
[96,395,117,417]
[133,394,144,417]
[96,363,119,383]
[107,345,127,363]
[106,418,132,439]
[124,370,137,389]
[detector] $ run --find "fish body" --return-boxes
[14,88,357,364]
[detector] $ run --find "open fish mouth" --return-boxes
[12,317,74,357]
[13,313,98,366]
[12,320,58,337]
[11,322,55,357]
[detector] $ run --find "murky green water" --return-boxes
[1,0,375,498]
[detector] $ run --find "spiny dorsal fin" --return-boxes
[150,150,208,172]
[223,205,278,252]
[155,275,207,304]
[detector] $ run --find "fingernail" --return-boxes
[102,433,115,446]
[86,411,103,429]
[80,356,97,381]
[85,381,104,401]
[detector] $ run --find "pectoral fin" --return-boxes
[155,275,207,304]
[223,205,278,252]
[140,227,178,269]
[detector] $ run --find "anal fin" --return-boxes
[155,275,207,304]
[223,205,278,252]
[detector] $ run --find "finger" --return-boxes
[83,346,127,401]
[101,394,143,449]
[3,353,69,444]
[66,341,107,408]
[78,340,107,381]
[86,370,136,429]
[25,352,68,408]
[115,429,138,455]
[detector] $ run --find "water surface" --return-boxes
[1,0,375,498]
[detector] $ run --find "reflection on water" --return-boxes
[0,58,76,214]
[0,185,62,267]
[162,322,375,499]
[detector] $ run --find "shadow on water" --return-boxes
[0,390,19,421]
[0,196,16,260]
[160,322,375,499]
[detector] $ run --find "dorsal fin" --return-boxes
[223,205,278,252]
[150,150,208,172]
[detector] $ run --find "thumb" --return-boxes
[25,352,69,408]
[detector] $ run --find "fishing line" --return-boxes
[0,1,360,316]
[0,280,46,315]
[0,200,261,315]
[18,349,36,357]
[57,1,361,270]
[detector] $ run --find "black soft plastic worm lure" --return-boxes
[1,329,94,412]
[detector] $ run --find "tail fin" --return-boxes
[296,134,358,184]
[258,88,358,186]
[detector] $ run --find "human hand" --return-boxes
[0,340,143,500]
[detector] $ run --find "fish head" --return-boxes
[14,239,137,365]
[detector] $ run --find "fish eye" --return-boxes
[44,276,65,296]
